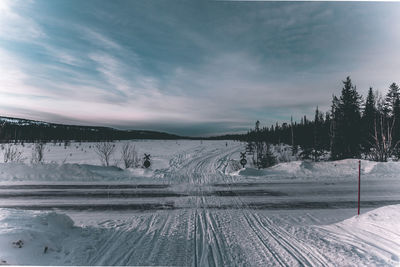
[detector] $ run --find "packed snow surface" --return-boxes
[0,206,399,266]
[0,140,399,266]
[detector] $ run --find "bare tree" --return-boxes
[120,143,140,168]
[369,116,399,162]
[31,143,45,164]
[94,142,115,166]
[3,144,24,163]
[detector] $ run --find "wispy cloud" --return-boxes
[42,44,83,66]
[80,27,123,50]
[0,0,44,41]
[89,52,132,97]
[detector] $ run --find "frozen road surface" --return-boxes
[0,141,399,266]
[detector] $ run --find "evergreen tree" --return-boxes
[290,116,296,155]
[384,83,399,117]
[383,83,400,157]
[383,83,400,158]
[300,107,326,161]
[258,143,277,168]
[330,95,340,158]
[314,106,325,160]
[362,87,377,152]
[255,120,260,132]
[331,77,362,159]
[254,120,263,167]
[384,83,400,148]
[393,97,400,147]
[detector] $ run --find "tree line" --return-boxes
[0,117,185,142]
[243,77,400,162]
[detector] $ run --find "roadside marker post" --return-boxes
[240,152,247,168]
[143,153,151,168]
[358,160,361,215]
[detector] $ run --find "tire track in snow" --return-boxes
[193,209,198,267]
[190,143,289,265]
[204,211,227,265]
[253,214,330,266]
[81,212,193,266]
[174,143,244,266]
[314,222,400,265]
[187,143,290,265]
[212,145,332,266]
[229,185,330,266]
[215,149,292,266]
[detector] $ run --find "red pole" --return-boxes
[358,160,361,215]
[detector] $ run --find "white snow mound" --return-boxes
[0,163,156,183]
[320,205,400,265]
[237,159,400,180]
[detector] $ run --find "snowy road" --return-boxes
[0,181,399,210]
[0,141,400,266]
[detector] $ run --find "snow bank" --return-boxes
[236,159,400,181]
[223,159,242,174]
[319,205,400,265]
[0,162,157,183]
[0,210,76,265]
[364,161,400,176]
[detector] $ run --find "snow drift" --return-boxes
[235,159,400,181]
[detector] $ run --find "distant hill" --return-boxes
[0,116,187,142]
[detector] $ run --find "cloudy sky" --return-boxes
[0,1,399,136]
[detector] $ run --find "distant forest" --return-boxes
[0,117,185,141]
[242,77,400,163]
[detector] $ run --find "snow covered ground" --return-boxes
[0,140,399,266]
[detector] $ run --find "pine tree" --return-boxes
[393,97,400,146]
[314,106,325,161]
[290,116,296,155]
[362,87,377,152]
[331,77,362,159]
[330,95,340,158]
[255,120,260,132]
[384,83,399,117]
[301,107,326,161]
[382,83,400,156]
[254,120,263,167]
[258,143,277,168]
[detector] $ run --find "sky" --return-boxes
[0,0,400,136]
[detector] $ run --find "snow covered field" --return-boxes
[0,140,399,266]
